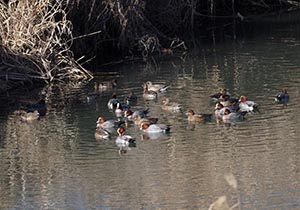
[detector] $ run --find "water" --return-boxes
[1,25,300,209]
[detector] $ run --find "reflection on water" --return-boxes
[1,25,300,209]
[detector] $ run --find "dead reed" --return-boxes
[0,0,93,92]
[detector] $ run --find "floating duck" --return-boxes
[114,102,130,117]
[215,102,225,121]
[142,83,158,100]
[115,127,136,147]
[186,110,212,122]
[222,108,247,123]
[132,115,159,126]
[146,81,170,92]
[140,121,170,133]
[238,96,258,113]
[96,117,124,130]
[114,103,123,117]
[107,93,120,110]
[275,88,289,103]
[125,90,137,105]
[96,79,118,90]
[220,96,239,109]
[210,88,231,102]
[21,95,47,116]
[124,109,149,121]
[161,97,181,112]
[94,127,110,140]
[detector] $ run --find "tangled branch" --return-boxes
[0,0,93,91]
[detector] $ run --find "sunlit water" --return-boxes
[1,25,300,210]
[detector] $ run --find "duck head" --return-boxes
[281,88,287,94]
[97,117,105,124]
[146,81,153,86]
[142,83,148,90]
[111,92,117,99]
[124,110,133,117]
[223,108,231,115]
[220,88,228,94]
[162,97,170,105]
[142,83,155,92]
[186,110,195,116]
[215,102,224,110]
[117,127,126,136]
[140,122,150,130]
[239,95,247,103]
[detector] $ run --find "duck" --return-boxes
[222,108,247,123]
[21,95,47,116]
[114,103,123,117]
[124,109,149,121]
[219,96,239,109]
[214,102,238,121]
[238,96,258,113]
[125,90,137,105]
[186,110,212,122]
[161,97,182,112]
[107,92,120,110]
[115,127,136,147]
[140,121,171,133]
[142,83,158,100]
[96,117,124,130]
[146,81,170,92]
[20,110,40,122]
[114,102,131,117]
[94,127,110,140]
[215,102,225,121]
[132,114,159,126]
[210,88,231,102]
[97,79,118,90]
[275,88,289,103]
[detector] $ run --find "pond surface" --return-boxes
[1,24,300,210]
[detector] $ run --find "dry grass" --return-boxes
[0,0,93,92]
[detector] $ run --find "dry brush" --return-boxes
[0,0,93,91]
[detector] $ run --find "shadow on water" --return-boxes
[1,23,300,209]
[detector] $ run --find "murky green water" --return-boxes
[1,25,300,209]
